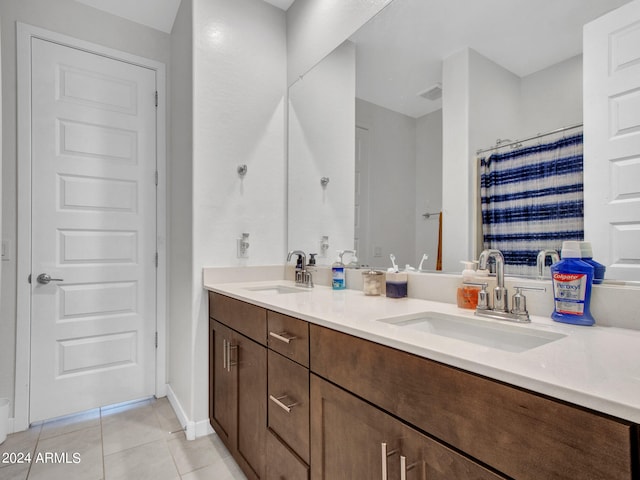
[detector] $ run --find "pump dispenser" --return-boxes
[457,261,480,309]
[332,251,346,290]
[550,241,595,326]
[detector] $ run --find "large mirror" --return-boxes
[288,0,634,278]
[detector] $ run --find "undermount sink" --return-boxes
[244,284,307,295]
[379,312,566,353]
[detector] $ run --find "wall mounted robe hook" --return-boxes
[237,164,248,177]
[320,177,330,187]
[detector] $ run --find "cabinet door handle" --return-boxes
[381,443,388,480]
[269,331,297,344]
[228,344,238,371]
[400,455,417,480]
[380,443,398,480]
[223,338,228,370]
[269,394,298,413]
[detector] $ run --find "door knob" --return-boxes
[36,273,64,285]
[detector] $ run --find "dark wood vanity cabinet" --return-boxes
[310,324,638,480]
[209,292,639,480]
[209,294,267,480]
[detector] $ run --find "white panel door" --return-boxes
[584,0,640,280]
[30,38,157,422]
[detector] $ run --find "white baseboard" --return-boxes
[7,417,15,436]
[165,384,214,440]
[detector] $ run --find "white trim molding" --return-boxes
[165,384,214,440]
[15,23,167,431]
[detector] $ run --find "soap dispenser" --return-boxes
[457,261,480,309]
[332,251,346,290]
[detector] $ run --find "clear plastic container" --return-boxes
[362,270,384,296]
[386,272,407,298]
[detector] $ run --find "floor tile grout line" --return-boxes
[155,405,187,480]
[25,423,43,480]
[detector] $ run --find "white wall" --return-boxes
[356,98,416,269]
[442,49,472,272]
[289,41,356,265]
[286,0,393,85]
[168,0,193,429]
[520,55,583,135]
[415,109,442,270]
[0,0,170,421]
[190,0,286,427]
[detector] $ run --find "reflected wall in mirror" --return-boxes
[287,0,636,278]
[288,41,356,262]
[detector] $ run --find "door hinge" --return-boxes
[155,332,158,348]
[155,252,159,268]
[155,91,158,107]
[155,171,158,186]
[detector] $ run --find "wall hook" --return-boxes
[320,177,330,187]
[237,164,248,177]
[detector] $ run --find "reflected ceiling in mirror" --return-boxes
[351,0,632,118]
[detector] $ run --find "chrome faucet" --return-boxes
[537,249,560,279]
[478,249,507,312]
[286,250,313,288]
[472,249,546,323]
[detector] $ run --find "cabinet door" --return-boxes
[310,373,404,480]
[210,320,236,449]
[310,374,506,480]
[236,331,267,479]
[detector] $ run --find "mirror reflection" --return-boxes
[287,0,634,278]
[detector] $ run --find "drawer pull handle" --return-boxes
[380,443,398,480]
[269,331,297,344]
[269,394,298,413]
[400,455,417,480]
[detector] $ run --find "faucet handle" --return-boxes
[511,286,546,315]
[463,282,490,310]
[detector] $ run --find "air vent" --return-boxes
[417,83,442,101]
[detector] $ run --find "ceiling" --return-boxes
[262,0,295,10]
[74,0,293,33]
[74,0,182,33]
[350,0,633,118]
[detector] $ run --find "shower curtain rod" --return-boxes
[476,122,583,155]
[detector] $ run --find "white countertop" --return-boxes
[205,279,640,423]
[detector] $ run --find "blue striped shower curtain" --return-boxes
[479,132,584,276]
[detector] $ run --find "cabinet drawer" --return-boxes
[266,430,309,480]
[267,311,309,366]
[311,374,506,480]
[268,350,310,464]
[310,325,635,480]
[209,292,267,345]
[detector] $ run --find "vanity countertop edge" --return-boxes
[204,279,640,424]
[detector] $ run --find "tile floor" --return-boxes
[0,398,247,480]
